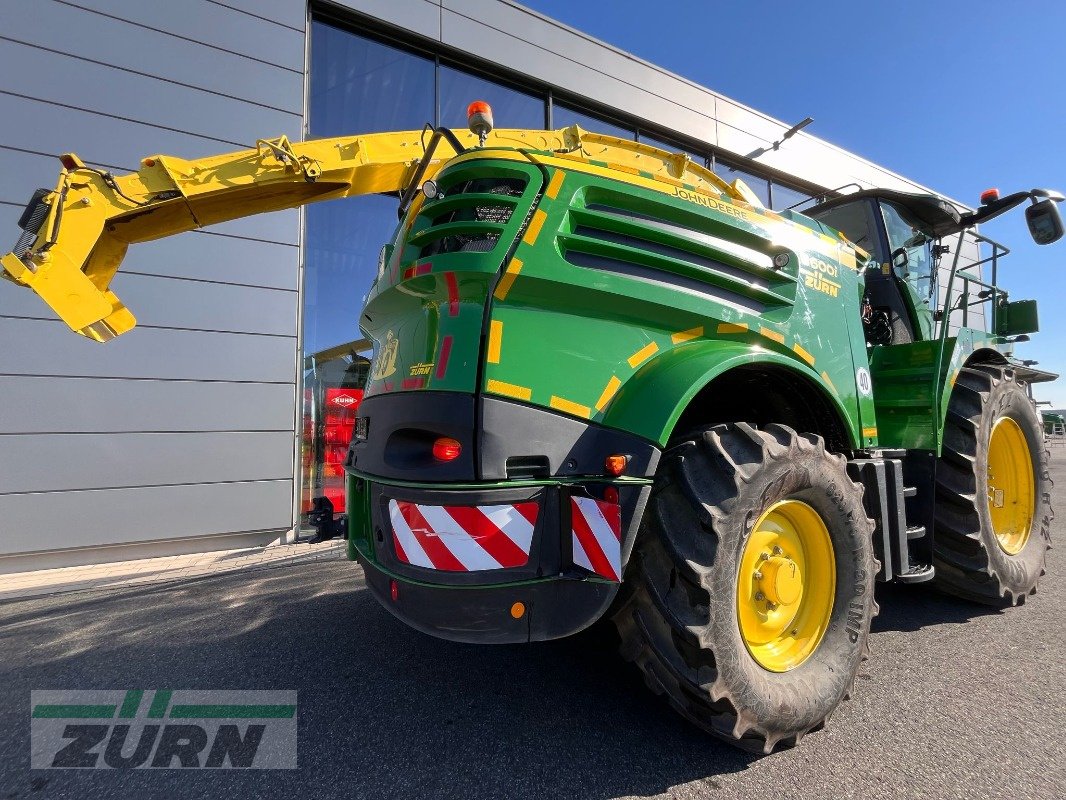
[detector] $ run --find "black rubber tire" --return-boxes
[933,364,1053,605]
[612,422,877,753]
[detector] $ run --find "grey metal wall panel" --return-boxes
[0,94,259,173]
[0,273,298,336]
[0,318,296,383]
[113,233,299,291]
[0,377,295,434]
[0,39,297,150]
[0,432,295,495]
[0,480,294,556]
[215,0,307,32]
[67,0,305,67]
[5,1,302,113]
[323,0,441,40]
[0,0,305,565]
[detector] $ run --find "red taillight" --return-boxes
[432,437,462,462]
[390,579,399,602]
[603,486,619,505]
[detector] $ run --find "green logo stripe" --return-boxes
[118,689,143,718]
[32,704,116,718]
[169,704,296,719]
[148,689,172,718]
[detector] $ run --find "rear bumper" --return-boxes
[358,559,618,644]
[346,477,651,643]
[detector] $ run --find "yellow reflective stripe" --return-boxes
[522,209,548,246]
[487,379,531,401]
[595,376,622,412]
[820,370,837,393]
[671,326,703,344]
[792,342,815,366]
[717,322,748,334]
[545,170,565,199]
[627,341,659,368]
[862,427,878,438]
[550,395,591,419]
[838,247,857,271]
[493,258,523,301]
[760,327,785,345]
[487,320,503,364]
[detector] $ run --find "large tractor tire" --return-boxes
[613,423,877,753]
[934,364,1052,605]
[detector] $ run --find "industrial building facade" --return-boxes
[0,0,981,572]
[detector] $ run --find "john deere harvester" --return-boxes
[3,103,1060,751]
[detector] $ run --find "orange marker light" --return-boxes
[605,454,629,476]
[981,188,1000,205]
[510,602,526,619]
[432,437,462,462]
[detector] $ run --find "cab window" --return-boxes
[810,201,882,260]
[880,202,934,300]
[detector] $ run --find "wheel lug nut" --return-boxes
[759,552,769,561]
[753,571,763,580]
[754,591,765,601]
[772,545,783,555]
[766,601,777,611]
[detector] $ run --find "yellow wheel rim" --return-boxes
[987,417,1035,555]
[736,500,836,673]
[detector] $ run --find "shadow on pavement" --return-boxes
[871,579,1005,634]
[0,561,760,799]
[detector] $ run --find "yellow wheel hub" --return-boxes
[987,417,1035,555]
[737,500,836,672]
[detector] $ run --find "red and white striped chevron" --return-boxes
[571,496,622,581]
[389,499,538,571]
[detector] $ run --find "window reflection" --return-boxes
[310,22,434,136]
[302,22,435,522]
[637,132,706,165]
[771,181,813,212]
[713,160,770,206]
[552,103,635,139]
[440,65,545,130]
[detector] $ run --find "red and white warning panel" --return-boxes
[389,500,538,571]
[571,496,622,582]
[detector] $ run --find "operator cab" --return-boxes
[806,190,961,346]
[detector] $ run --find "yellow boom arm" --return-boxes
[1,126,743,341]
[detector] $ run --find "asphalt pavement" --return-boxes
[2,457,1065,799]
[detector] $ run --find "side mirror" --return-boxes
[1026,196,1064,245]
[891,247,909,271]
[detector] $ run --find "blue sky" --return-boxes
[527,0,1066,406]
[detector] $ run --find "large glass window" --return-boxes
[771,181,814,212]
[713,159,770,207]
[552,103,635,139]
[439,65,546,130]
[637,131,706,165]
[881,201,935,301]
[302,22,435,519]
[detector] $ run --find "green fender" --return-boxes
[601,340,861,449]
